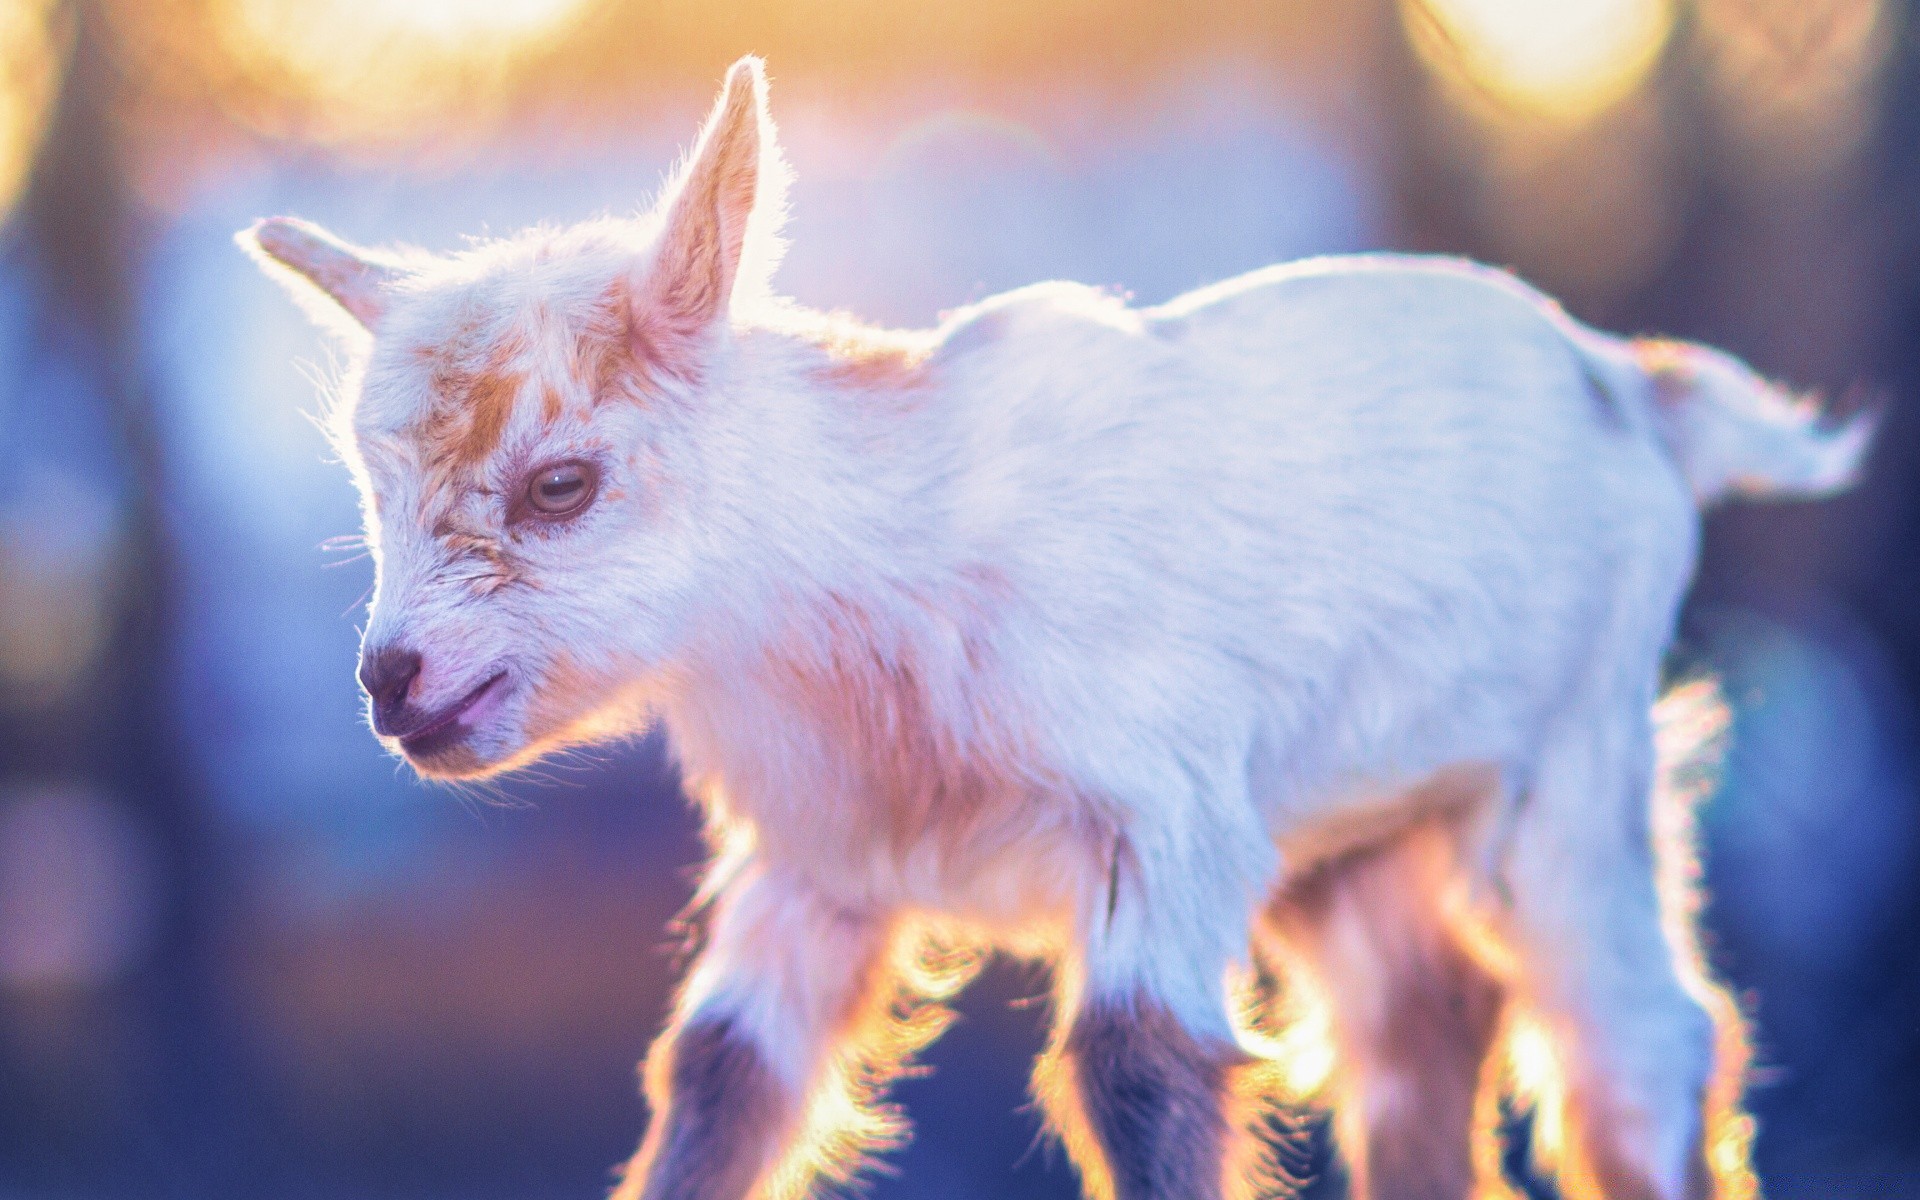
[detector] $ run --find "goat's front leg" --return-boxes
[1037,814,1273,1200]
[614,867,890,1200]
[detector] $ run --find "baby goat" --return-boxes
[243,57,1870,1200]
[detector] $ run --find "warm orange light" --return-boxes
[1230,970,1336,1101]
[209,0,596,142]
[0,0,63,223]
[1652,678,1761,1200]
[758,919,984,1200]
[1403,0,1674,125]
[1504,1013,1568,1170]
[359,0,584,43]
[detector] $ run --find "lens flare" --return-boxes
[1403,0,1674,125]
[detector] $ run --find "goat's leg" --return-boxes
[1501,693,1752,1200]
[613,867,894,1200]
[1267,820,1512,1200]
[1047,990,1245,1200]
[1034,813,1274,1200]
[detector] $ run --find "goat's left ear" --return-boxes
[632,56,789,365]
[238,216,407,334]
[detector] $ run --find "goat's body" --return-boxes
[248,63,1868,1199]
[645,254,1857,1200]
[671,256,1687,938]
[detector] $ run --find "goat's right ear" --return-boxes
[237,217,404,333]
[630,57,786,372]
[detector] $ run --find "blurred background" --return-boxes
[1,0,1918,1196]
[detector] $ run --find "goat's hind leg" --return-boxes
[1264,808,1513,1200]
[1500,689,1752,1200]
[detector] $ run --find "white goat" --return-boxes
[242,57,1870,1200]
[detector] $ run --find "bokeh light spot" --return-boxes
[0,0,65,225]
[0,464,123,711]
[1404,0,1674,125]
[0,785,158,991]
[1697,0,1892,179]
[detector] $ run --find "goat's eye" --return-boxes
[525,461,597,517]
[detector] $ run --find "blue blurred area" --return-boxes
[3,5,1920,1198]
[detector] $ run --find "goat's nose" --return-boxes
[358,645,422,733]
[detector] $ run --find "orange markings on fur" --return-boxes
[576,278,648,403]
[453,368,520,467]
[407,318,530,473]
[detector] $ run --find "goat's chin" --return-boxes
[399,745,500,780]
[392,690,649,782]
[393,734,520,781]
[401,721,634,782]
[390,717,542,782]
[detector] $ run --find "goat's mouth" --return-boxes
[391,670,510,762]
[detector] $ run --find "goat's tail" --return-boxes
[1609,337,1876,507]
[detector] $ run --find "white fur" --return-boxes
[243,58,1869,1200]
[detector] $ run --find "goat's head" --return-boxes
[239,57,789,779]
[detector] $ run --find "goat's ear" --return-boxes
[632,56,789,366]
[237,216,405,333]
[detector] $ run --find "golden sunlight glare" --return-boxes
[227,0,590,55]
[212,0,594,141]
[0,0,63,222]
[1404,0,1675,124]
[1506,1014,1568,1162]
[353,0,590,44]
